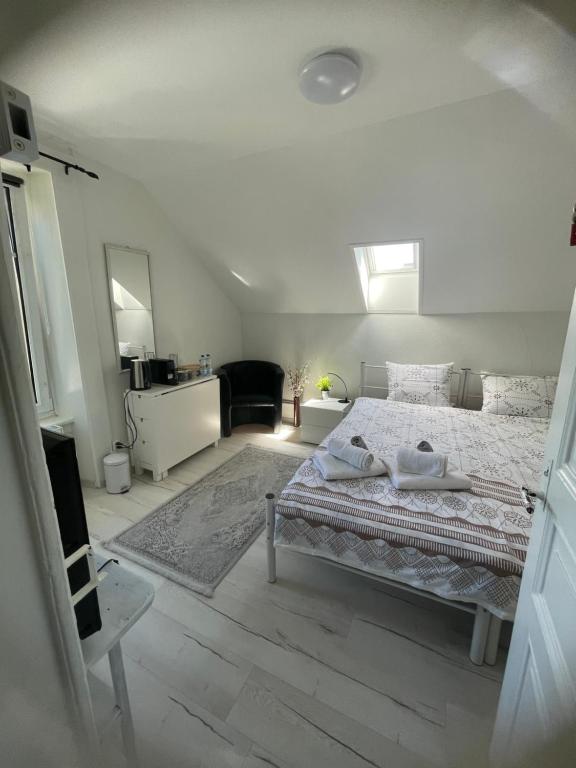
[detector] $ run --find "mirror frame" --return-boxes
[104,243,156,373]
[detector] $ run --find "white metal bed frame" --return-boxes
[265,495,501,665]
[262,363,544,665]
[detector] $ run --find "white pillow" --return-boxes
[386,362,454,407]
[481,375,557,418]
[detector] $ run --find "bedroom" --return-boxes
[1,1,575,767]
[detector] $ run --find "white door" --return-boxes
[491,295,576,768]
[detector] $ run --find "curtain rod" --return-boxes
[2,172,24,188]
[24,151,100,180]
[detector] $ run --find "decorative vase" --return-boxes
[293,396,301,427]
[321,390,331,400]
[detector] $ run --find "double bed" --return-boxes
[265,393,549,664]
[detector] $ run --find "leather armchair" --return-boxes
[216,360,284,437]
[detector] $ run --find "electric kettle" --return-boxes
[130,358,151,390]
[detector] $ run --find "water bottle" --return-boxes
[206,354,212,375]
[199,354,206,375]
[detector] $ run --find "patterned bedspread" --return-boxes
[275,397,549,619]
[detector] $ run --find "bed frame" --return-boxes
[265,495,502,665]
[263,363,524,666]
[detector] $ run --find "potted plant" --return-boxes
[316,376,333,400]
[287,363,310,427]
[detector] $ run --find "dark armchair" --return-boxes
[216,360,284,437]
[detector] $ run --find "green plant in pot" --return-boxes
[316,375,333,400]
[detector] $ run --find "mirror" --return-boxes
[105,244,156,372]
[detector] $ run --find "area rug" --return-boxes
[104,444,303,596]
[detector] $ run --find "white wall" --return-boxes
[242,311,569,405]
[155,89,576,315]
[28,144,242,484]
[72,157,242,473]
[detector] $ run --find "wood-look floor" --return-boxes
[84,424,504,768]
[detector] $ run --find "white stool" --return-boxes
[82,557,154,768]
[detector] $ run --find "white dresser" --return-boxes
[128,375,220,481]
[300,398,352,444]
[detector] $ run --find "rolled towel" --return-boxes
[384,458,472,491]
[351,435,368,450]
[327,437,374,470]
[397,447,447,478]
[313,452,387,481]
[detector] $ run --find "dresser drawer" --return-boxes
[301,400,351,428]
[133,418,155,463]
[127,377,221,480]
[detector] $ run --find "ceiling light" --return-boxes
[299,52,361,105]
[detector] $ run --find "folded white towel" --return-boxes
[385,458,472,491]
[397,447,447,478]
[327,437,374,470]
[313,452,387,481]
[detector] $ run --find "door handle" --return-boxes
[527,462,553,506]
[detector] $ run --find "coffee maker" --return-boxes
[149,357,178,386]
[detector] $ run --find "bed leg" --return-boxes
[484,615,502,666]
[266,493,277,583]
[470,606,490,665]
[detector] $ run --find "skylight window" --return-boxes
[353,240,422,314]
[367,242,418,273]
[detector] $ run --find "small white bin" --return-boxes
[103,452,131,494]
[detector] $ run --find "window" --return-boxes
[2,177,53,414]
[353,240,421,313]
[366,242,418,273]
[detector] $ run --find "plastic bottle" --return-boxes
[206,354,212,375]
[199,354,206,375]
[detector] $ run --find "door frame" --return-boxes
[0,175,100,766]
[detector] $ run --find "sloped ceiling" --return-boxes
[2,0,576,313]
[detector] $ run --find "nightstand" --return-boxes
[300,398,352,444]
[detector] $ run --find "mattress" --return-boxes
[275,397,549,619]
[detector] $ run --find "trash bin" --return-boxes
[103,452,131,494]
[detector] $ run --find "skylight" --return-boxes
[353,240,422,313]
[367,242,418,273]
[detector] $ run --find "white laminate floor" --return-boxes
[84,424,504,768]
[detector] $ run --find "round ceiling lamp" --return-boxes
[299,52,361,105]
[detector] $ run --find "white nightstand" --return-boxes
[300,398,352,444]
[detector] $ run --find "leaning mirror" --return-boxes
[104,244,156,372]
